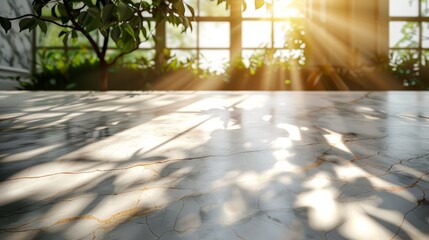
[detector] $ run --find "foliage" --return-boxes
[0,0,269,90]
[19,46,429,91]
[0,0,198,90]
[389,51,429,89]
[19,49,100,90]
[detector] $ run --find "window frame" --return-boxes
[35,1,309,72]
[389,0,429,63]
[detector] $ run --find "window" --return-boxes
[35,0,308,73]
[241,0,306,66]
[166,0,230,73]
[389,0,429,65]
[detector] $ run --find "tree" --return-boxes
[0,0,266,91]
[0,0,196,91]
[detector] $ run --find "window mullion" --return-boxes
[230,0,242,62]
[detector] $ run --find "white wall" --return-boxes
[0,0,33,90]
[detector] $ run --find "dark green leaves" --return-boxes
[57,3,68,18]
[32,0,49,16]
[0,17,12,33]
[122,22,135,39]
[62,31,70,46]
[111,26,121,44]
[71,30,78,43]
[37,19,47,33]
[118,2,133,21]
[19,18,37,32]
[102,3,115,23]
[78,8,101,32]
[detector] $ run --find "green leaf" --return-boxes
[78,11,100,32]
[173,1,185,16]
[51,5,58,18]
[141,27,147,39]
[0,17,12,33]
[87,7,100,19]
[141,1,150,10]
[37,19,47,34]
[58,3,68,18]
[19,18,37,32]
[118,2,133,21]
[33,2,44,16]
[185,3,195,17]
[241,0,247,11]
[255,0,265,9]
[59,30,68,37]
[63,31,70,46]
[102,3,115,23]
[81,0,95,7]
[71,30,78,43]
[122,23,135,39]
[111,26,121,44]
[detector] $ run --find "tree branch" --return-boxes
[101,29,110,57]
[108,46,139,67]
[5,14,77,29]
[63,0,103,61]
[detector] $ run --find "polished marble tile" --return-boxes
[0,91,428,239]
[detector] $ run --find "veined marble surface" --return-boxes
[0,91,428,240]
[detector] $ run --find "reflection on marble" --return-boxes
[0,91,428,239]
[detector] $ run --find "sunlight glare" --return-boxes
[295,188,342,230]
[277,123,302,141]
[322,128,352,154]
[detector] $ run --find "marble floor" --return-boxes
[0,91,428,240]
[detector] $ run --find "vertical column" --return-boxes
[351,0,382,65]
[155,20,166,70]
[377,0,388,60]
[230,0,242,64]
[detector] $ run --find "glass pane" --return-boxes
[242,21,272,48]
[38,23,97,47]
[423,22,429,48]
[389,50,419,86]
[273,0,305,18]
[184,0,198,16]
[41,2,56,16]
[36,49,65,68]
[36,49,98,68]
[274,22,290,48]
[389,0,418,17]
[199,50,229,73]
[242,49,266,68]
[389,21,419,48]
[274,20,306,49]
[390,49,419,65]
[138,22,156,48]
[422,50,429,64]
[169,50,197,65]
[38,24,64,47]
[166,22,197,48]
[139,38,155,49]
[423,0,429,16]
[273,49,305,64]
[199,22,230,48]
[199,0,229,16]
[122,50,156,66]
[242,0,271,18]
[106,22,155,48]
